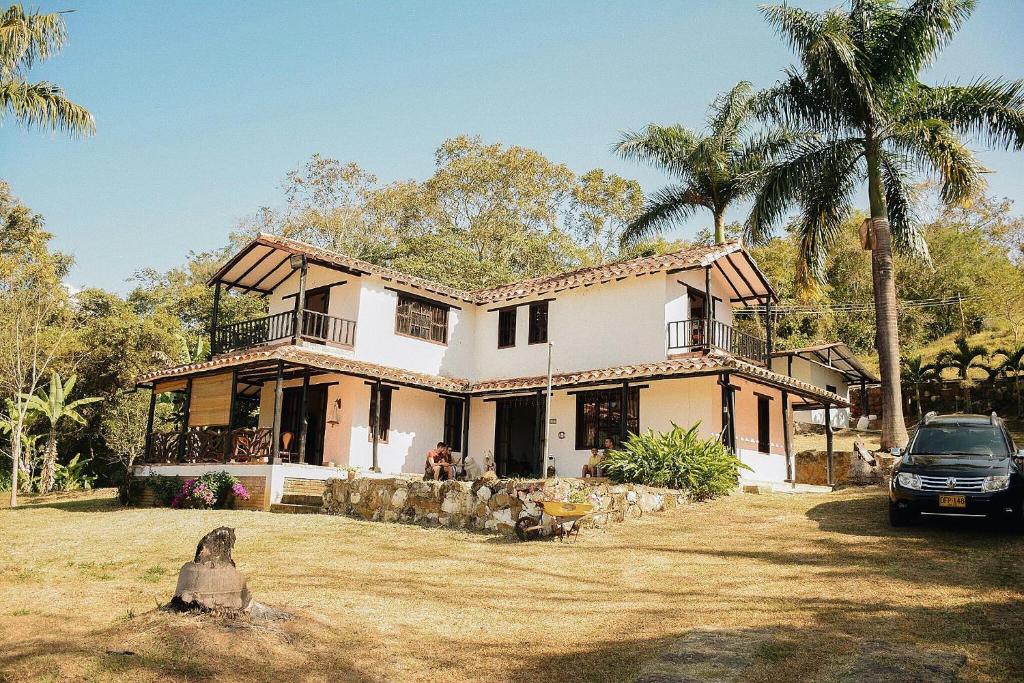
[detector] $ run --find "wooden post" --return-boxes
[860,378,869,418]
[177,378,193,463]
[719,373,736,452]
[292,255,308,345]
[704,266,713,347]
[787,353,793,377]
[825,403,834,486]
[371,379,381,472]
[764,297,774,359]
[223,369,238,462]
[144,386,157,461]
[210,281,221,356]
[534,389,545,477]
[782,390,793,482]
[271,361,284,464]
[619,381,629,446]
[461,396,470,477]
[298,371,309,464]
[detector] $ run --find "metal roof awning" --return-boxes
[771,342,879,384]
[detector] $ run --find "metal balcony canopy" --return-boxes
[706,249,779,305]
[771,342,879,384]
[208,234,371,295]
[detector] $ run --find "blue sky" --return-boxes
[3,0,1023,293]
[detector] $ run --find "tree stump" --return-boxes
[171,527,252,612]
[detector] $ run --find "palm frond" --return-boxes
[745,136,862,245]
[903,78,1024,151]
[0,79,95,136]
[621,185,708,246]
[874,0,976,88]
[886,117,986,205]
[708,81,755,149]
[613,124,701,178]
[0,4,68,76]
[879,150,930,264]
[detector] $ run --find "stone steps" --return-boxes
[279,493,323,506]
[269,503,322,515]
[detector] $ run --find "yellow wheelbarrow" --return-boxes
[514,501,594,542]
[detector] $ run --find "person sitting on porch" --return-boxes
[425,442,454,481]
[583,448,603,478]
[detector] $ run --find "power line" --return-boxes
[738,293,986,316]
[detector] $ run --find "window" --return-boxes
[575,387,640,450]
[498,308,516,348]
[757,395,770,453]
[395,293,448,344]
[368,385,392,442]
[443,397,464,452]
[528,301,548,344]
[825,384,837,395]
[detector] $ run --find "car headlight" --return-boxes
[896,472,922,490]
[982,475,1011,492]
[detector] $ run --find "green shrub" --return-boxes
[148,474,181,506]
[601,422,750,500]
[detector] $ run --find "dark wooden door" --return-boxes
[282,385,328,465]
[494,395,540,477]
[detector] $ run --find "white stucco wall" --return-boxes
[769,356,851,428]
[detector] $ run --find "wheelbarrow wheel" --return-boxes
[514,516,541,541]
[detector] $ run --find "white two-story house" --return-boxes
[136,233,847,507]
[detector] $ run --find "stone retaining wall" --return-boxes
[322,475,685,535]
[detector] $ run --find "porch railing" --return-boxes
[142,427,274,464]
[212,309,356,355]
[667,318,768,365]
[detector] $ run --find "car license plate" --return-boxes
[939,495,967,508]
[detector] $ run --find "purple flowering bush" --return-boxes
[169,470,250,509]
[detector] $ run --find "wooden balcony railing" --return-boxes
[142,427,275,464]
[667,319,767,365]
[212,309,356,355]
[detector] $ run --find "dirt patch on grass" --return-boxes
[1,488,1022,682]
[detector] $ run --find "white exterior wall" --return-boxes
[769,356,851,428]
[467,375,723,479]
[267,263,361,324]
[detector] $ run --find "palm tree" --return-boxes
[1,4,94,135]
[749,0,1024,448]
[614,81,803,245]
[996,345,1024,417]
[901,355,939,422]
[22,372,101,493]
[936,338,989,413]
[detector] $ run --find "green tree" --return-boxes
[0,182,75,506]
[750,0,1024,448]
[936,337,989,412]
[0,3,93,135]
[23,371,101,493]
[996,345,1024,417]
[567,169,644,263]
[901,355,940,421]
[615,81,801,245]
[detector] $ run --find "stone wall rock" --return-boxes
[323,475,686,536]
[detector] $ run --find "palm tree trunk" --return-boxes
[962,371,972,413]
[40,431,57,494]
[866,141,909,449]
[714,211,726,245]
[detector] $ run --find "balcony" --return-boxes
[667,318,767,365]
[144,427,278,464]
[213,309,356,355]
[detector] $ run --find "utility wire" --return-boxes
[738,293,985,316]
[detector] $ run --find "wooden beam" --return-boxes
[825,403,834,486]
[713,260,745,302]
[177,378,193,463]
[271,361,284,464]
[371,379,382,472]
[210,281,221,355]
[144,387,157,461]
[224,246,275,292]
[782,390,793,482]
[292,255,308,345]
[249,254,292,293]
[298,371,309,464]
[224,369,238,461]
[724,252,761,304]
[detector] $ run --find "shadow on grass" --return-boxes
[2,490,122,513]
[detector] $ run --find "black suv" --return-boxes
[889,413,1024,528]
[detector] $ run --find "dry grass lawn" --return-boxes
[2,487,1023,682]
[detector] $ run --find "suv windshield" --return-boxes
[909,425,1010,457]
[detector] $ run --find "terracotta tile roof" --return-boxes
[215,233,760,306]
[138,345,470,394]
[469,351,849,405]
[470,241,746,304]
[138,346,847,406]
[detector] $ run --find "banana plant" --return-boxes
[22,372,102,494]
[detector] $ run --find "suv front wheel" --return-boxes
[889,501,919,527]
